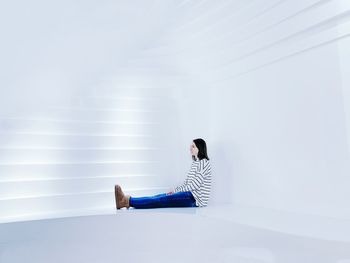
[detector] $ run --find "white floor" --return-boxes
[1,204,350,263]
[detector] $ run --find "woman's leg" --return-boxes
[129,191,197,209]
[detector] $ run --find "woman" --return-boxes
[115,138,211,209]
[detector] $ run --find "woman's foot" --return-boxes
[115,185,130,209]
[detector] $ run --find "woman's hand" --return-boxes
[166,191,173,195]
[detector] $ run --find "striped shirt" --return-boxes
[174,158,212,207]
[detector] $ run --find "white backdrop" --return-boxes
[1,0,350,222]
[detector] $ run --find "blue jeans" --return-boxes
[129,191,197,209]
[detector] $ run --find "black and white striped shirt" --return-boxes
[174,158,211,207]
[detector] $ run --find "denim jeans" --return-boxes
[129,191,197,209]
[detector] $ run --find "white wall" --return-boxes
[162,0,350,217]
[0,0,184,222]
[1,0,350,222]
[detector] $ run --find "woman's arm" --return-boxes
[173,180,187,193]
[174,171,205,192]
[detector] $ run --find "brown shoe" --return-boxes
[115,185,130,209]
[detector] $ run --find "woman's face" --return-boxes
[190,142,199,157]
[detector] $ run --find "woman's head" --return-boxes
[190,138,209,161]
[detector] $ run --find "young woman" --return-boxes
[115,138,211,209]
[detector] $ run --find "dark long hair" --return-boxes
[192,138,210,161]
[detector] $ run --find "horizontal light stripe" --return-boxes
[0,132,152,137]
[49,107,158,113]
[0,160,158,166]
[0,174,160,183]
[0,147,158,150]
[84,96,161,101]
[0,187,169,201]
[0,117,159,125]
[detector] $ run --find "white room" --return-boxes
[1,0,350,262]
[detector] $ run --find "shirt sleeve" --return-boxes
[173,180,186,193]
[174,170,205,193]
